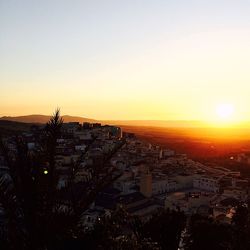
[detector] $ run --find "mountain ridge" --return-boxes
[0,114,205,127]
[1,114,249,128]
[0,115,96,124]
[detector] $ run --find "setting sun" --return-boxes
[216,104,235,120]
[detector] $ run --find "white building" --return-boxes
[152,179,177,195]
[193,177,219,193]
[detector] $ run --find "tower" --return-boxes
[159,149,163,159]
[140,169,152,198]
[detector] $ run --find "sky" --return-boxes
[1,0,250,122]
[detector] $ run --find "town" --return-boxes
[1,120,248,234]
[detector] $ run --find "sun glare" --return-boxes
[205,103,243,127]
[216,103,235,120]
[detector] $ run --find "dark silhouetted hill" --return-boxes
[0,115,96,124]
[0,115,206,127]
[1,115,250,129]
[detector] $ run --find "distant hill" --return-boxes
[0,115,96,124]
[1,115,249,129]
[0,115,205,128]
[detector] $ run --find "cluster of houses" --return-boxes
[83,133,249,228]
[0,122,249,230]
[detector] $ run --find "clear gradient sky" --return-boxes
[1,0,250,121]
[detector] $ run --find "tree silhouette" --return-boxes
[80,207,160,250]
[141,208,186,250]
[231,203,250,250]
[184,214,233,250]
[0,109,124,250]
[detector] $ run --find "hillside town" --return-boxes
[0,121,249,232]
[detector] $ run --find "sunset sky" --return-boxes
[1,0,250,122]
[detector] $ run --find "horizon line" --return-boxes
[1,114,250,124]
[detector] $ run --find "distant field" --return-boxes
[2,119,250,158]
[121,125,250,158]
